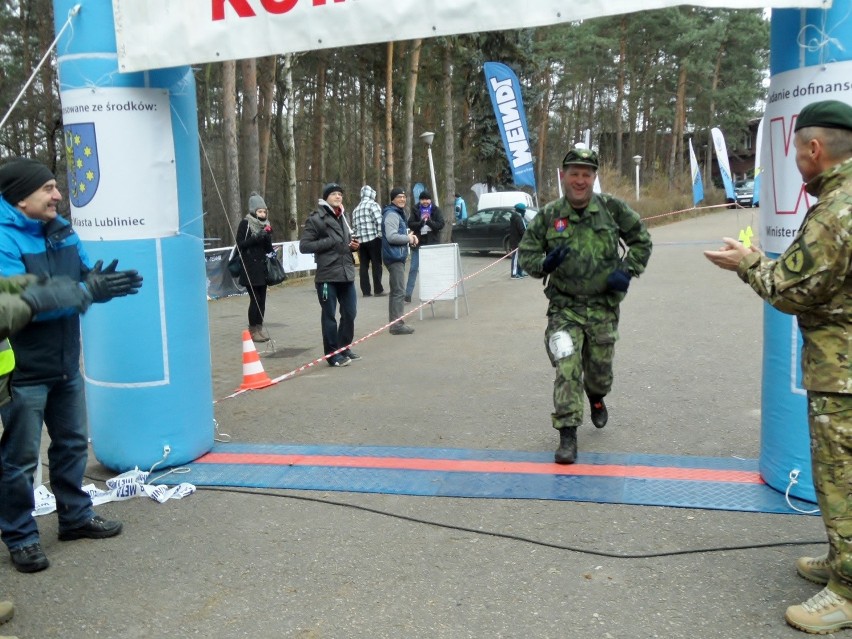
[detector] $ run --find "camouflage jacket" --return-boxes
[737,157,852,393]
[518,193,652,309]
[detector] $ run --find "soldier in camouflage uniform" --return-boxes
[518,147,652,464]
[704,99,852,634]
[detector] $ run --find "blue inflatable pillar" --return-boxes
[760,1,852,502]
[53,1,214,471]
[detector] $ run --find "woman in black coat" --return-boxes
[235,192,274,342]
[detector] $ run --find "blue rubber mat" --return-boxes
[157,442,817,515]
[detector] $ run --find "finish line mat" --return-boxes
[159,443,817,515]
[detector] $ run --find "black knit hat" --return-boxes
[419,191,432,200]
[322,182,343,200]
[0,158,55,206]
[389,187,405,201]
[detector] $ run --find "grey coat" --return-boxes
[299,200,356,283]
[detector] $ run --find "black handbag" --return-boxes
[227,249,242,278]
[228,226,250,279]
[265,252,287,286]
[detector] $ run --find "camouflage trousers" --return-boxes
[544,304,619,430]
[810,391,852,600]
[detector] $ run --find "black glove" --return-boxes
[606,268,632,292]
[542,246,569,274]
[84,259,144,303]
[20,276,93,316]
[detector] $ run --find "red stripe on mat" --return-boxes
[195,452,764,484]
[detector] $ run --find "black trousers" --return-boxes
[247,284,267,326]
[358,237,384,295]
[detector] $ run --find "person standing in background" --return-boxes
[405,191,445,303]
[382,188,417,335]
[509,202,528,279]
[235,192,274,343]
[454,193,467,224]
[351,185,385,297]
[300,183,361,366]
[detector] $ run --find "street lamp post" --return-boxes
[419,131,439,205]
[632,155,642,201]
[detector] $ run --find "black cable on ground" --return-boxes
[195,485,826,560]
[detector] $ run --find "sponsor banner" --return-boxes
[60,88,179,240]
[753,118,763,207]
[688,139,704,206]
[112,0,824,73]
[484,62,536,189]
[761,60,852,253]
[711,127,735,201]
[205,241,316,299]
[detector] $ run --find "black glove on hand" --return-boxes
[21,276,93,316]
[85,259,144,303]
[606,268,632,292]
[542,246,570,274]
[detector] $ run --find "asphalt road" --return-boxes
[4,205,829,639]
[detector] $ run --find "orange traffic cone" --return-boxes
[238,330,273,390]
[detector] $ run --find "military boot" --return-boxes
[589,395,608,429]
[797,553,831,585]
[786,586,852,634]
[554,428,577,464]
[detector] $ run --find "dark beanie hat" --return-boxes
[794,100,852,132]
[419,191,432,200]
[0,158,55,206]
[322,182,343,200]
[389,187,405,200]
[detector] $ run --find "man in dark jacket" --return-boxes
[0,158,142,574]
[300,183,360,366]
[405,190,445,303]
[381,188,417,335]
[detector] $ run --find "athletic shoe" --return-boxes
[328,355,351,367]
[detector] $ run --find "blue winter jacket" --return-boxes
[0,197,90,384]
[381,204,409,265]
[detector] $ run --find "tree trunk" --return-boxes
[384,42,395,188]
[312,55,327,200]
[222,61,242,234]
[668,62,687,186]
[441,40,455,243]
[615,17,627,175]
[283,54,299,240]
[257,55,276,194]
[402,39,422,196]
[240,58,261,200]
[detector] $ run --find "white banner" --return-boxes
[761,60,852,254]
[60,88,179,240]
[112,0,826,73]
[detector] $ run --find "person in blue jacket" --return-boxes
[0,158,142,574]
[382,188,417,335]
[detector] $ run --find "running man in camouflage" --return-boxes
[518,147,652,464]
[704,99,852,635]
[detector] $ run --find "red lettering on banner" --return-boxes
[768,115,810,215]
[213,0,343,19]
[261,0,299,13]
[212,0,256,20]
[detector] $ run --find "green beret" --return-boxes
[562,147,599,170]
[794,100,852,132]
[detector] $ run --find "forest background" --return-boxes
[0,3,768,246]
